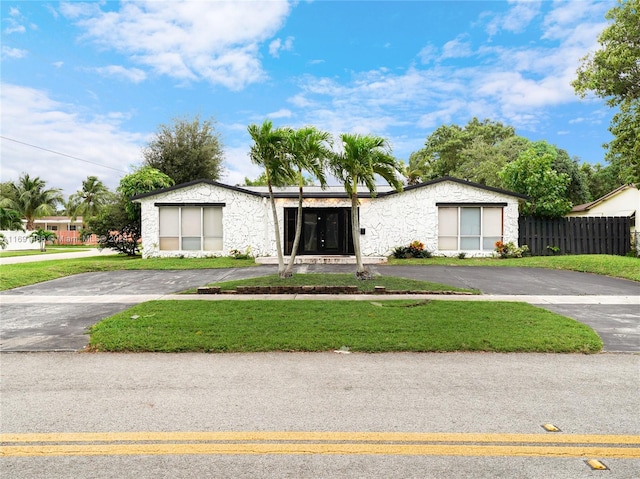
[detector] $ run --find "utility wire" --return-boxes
[0,136,129,173]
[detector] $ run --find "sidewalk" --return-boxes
[2,293,637,305]
[0,248,119,265]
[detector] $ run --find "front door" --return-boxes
[285,208,353,255]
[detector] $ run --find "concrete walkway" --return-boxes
[0,248,119,265]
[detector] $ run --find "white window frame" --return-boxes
[157,203,224,252]
[437,204,504,251]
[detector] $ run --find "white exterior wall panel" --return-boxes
[137,180,521,258]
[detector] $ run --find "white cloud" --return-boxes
[93,65,147,83]
[1,46,27,59]
[60,0,292,90]
[0,83,145,197]
[486,0,542,36]
[417,44,437,64]
[441,35,473,59]
[269,36,294,57]
[266,109,292,119]
[220,145,262,186]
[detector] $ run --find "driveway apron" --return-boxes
[0,265,638,352]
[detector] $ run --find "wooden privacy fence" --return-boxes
[518,216,631,256]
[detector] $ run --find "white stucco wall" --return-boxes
[137,180,521,258]
[137,183,269,258]
[0,230,40,251]
[360,180,520,257]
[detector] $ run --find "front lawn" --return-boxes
[387,254,640,282]
[88,300,602,353]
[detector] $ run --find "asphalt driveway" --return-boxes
[0,265,638,352]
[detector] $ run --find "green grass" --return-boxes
[387,255,640,282]
[0,255,256,291]
[200,273,476,294]
[88,300,602,353]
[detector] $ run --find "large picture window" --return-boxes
[158,205,223,251]
[438,206,503,251]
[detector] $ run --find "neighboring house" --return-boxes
[567,184,639,249]
[132,176,526,259]
[568,184,638,223]
[20,216,97,245]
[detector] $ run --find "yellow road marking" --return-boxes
[2,431,639,444]
[2,432,639,458]
[2,443,639,458]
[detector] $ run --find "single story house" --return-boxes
[567,184,638,225]
[132,176,527,260]
[567,184,639,250]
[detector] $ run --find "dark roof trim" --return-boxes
[132,176,528,201]
[436,202,508,207]
[154,202,226,207]
[131,179,263,201]
[390,176,528,200]
[571,184,636,212]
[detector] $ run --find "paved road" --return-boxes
[1,352,639,478]
[0,265,638,352]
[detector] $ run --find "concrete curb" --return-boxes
[1,294,637,305]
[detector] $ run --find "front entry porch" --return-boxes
[255,255,387,265]
[284,207,355,255]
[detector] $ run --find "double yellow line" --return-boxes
[2,431,639,458]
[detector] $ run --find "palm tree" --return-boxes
[404,150,429,185]
[2,174,63,230]
[247,120,295,276]
[29,228,57,252]
[0,207,25,231]
[330,133,404,278]
[283,127,332,276]
[68,176,112,227]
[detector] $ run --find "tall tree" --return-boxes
[90,167,174,256]
[143,115,225,185]
[421,118,517,180]
[403,150,429,185]
[500,147,572,217]
[248,120,294,276]
[68,176,113,227]
[283,126,332,277]
[580,162,623,200]
[330,133,403,278]
[1,174,63,230]
[573,0,640,183]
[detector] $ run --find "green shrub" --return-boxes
[392,240,432,259]
[494,241,529,258]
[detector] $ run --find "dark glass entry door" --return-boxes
[285,208,353,255]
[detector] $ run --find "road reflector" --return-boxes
[585,459,609,470]
[541,424,561,432]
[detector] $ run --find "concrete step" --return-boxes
[255,255,387,265]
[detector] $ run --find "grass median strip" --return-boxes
[194,273,475,294]
[88,300,602,353]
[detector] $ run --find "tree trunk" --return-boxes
[283,182,304,277]
[351,194,370,278]
[267,181,286,277]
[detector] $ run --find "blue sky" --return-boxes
[1,0,616,198]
